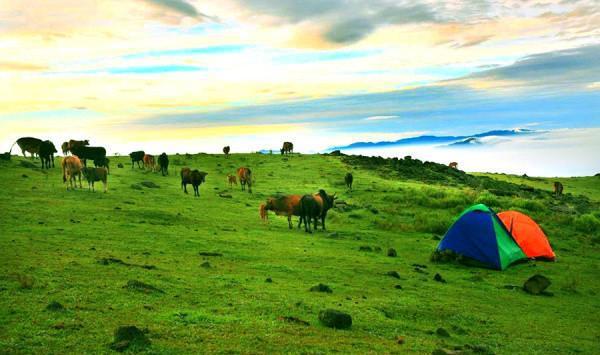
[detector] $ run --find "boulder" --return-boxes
[387,248,397,257]
[523,274,551,295]
[110,325,150,352]
[318,309,352,329]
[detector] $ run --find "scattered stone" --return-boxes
[199,252,223,257]
[114,206,122,210]
[396,336,405,345]
[124,280,164,294]
[436,327,450,337]
[451,325,468,335]
[318,309,352,329]
[412,263,427,268]
[109,325,150,352]
[359,246,373,252]
[46,301,65,311]
[21,174,28,178]
[117,163,124,168]
[414,267,428,274]
[265,277,273,283]
[386,271,401,279]
[434,273,446,283]
[310,283,333,293]
[387,248,397,257]
[373,246,382,252]
[200,261,211,268]
[464,344,493,354]
[394,285,403,290]
[278,316,310,326]
[19,160,37,169]
[523,274,551,295]
[99,257,126,266]
[140,181,160,188]
[218,192,233,198]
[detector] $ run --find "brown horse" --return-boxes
[237,167,252,193]
[62,156,83,190]
[448,162,458,169]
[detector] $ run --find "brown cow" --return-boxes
[62,156,83,190]
[181,167,208,197]
[68,139,89,152]
[554,181,564,196]
[237,167,252,193]
[227,174,237,188]
[259,190,336,230]
[82,167,108,193]
[143,154,155,171]
[449,162,458,169]
[223,146,230,157]
[281,141,293,155]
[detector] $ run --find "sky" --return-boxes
[0,0,599,175]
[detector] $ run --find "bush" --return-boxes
[476,192,499,208]
[513,198,546,212]
[574,214,600,235]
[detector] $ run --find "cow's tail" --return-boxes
[9,141,17,154]
[62,161,67,183]
[259,203,268,221]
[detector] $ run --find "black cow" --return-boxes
[39,140,57,169]
[11,137,42,158]
[158,153,169,176]
[300,195,321,233]
[129,151,145,169]
[181,167,208,197]
[345,172,353,190]
[70,146,106,167]
[94,157,110,174]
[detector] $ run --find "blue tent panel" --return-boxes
[437,210,501,269]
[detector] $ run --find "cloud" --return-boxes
[141,0,216,20]
[365,115,397,121]
[0,61,48,72]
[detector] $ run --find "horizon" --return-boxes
[1,1,599,176]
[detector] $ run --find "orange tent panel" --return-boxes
[498,211,556,260]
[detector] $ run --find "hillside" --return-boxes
[0,153,599,354]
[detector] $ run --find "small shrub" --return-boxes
[574,214,600,235]
[513,198,545,212]
[476,192,499,208]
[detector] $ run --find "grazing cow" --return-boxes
[260,194,303,229]
[181,167,208,197]
[39,140,57,169]
[62,156,83,190]
[449,162,458,169]
[300,194,321,233]
[157,153,169,176]
[143,154,155,171]
[227,174,237,188]
[70,146,106,167]
[82,167,108,192]
[345,172,353,190]
[223,146,230,157]
[554,181,564,196]
[93,157,110,174]
[129,151,145,168]
[237,167,252,193]
[281,141,293,155]
[61,142,69,155]
[12,137,42,158]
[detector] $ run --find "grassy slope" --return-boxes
[0,154,599,354]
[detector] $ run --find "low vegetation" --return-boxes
[0,153,598,353]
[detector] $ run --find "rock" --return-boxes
[218,192,233,198]
[265,277,273,283]
[386,271,401,279]
[46,301,65,311]
[21,174,28,178]
[198,252,223,257]
[124,280,164,294]
[278,316,310,326]
[394,285,403,290]
[110,325,150,352]
[412,263,428,268]
[436,327,450,337]
[117,163,124,168]
[200,261,211,268]
[359,246,373,252]
[434,273,446,283]
[523,274,551,295]
[19,160,37,169]
[318,309,352,329]
[329,150,343,156]
[387,248,397,257]
[140,181,160,188]
[310,283,333,293]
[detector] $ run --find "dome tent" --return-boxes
[498,210,555,261]
[437,204,526,270]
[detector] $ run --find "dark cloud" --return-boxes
[143,0,215,20]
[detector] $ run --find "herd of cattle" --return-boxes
[6,137,345,232]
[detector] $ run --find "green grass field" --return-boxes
[1,153,599,354]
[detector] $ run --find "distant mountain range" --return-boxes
[327,129,535,151]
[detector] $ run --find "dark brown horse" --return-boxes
[237,167,252,193]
